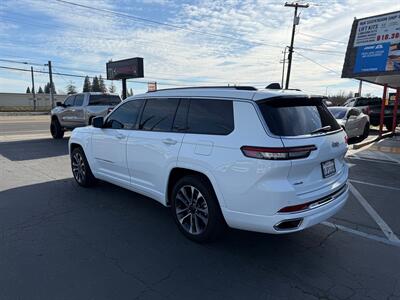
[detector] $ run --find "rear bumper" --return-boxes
[222,183,349,234]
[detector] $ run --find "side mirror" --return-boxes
[56,101,63,107]
[92,116,104,128]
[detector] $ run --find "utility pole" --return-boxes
[280,46,288,88]
[31,66,36,111]
[284,2,309,89]
[47,60,55,108]
[358,80,363,97]
[122,78,127,100]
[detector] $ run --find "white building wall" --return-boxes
[0,93,68,111]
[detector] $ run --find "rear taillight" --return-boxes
[240,145,317,160]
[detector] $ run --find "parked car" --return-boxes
[343,97,400,131]
[69,86,349,242]
[50,92,121,139]
[329,107,369,140]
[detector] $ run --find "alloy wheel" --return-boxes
[175,185,209,235]
[72,152,86,184]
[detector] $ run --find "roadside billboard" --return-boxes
[342,10,400,78]
[106,58,144,80]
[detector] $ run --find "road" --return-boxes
[1,116,400,300]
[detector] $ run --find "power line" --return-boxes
[0,65,226,87]
[0,58,44,67]
[298,32,347,44]
[296,46,345,55]
[294,51,341,75]
[294,51,380,89]
[1,12,347,58]
[53,0,277,48]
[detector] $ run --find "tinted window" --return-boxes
[64,96,75,106]
[74,94,84,106]
[356,98,381,106]
[139,99,179,132]
[173,99,190,132]
[105,99,144,129]
[187,99,234,135]
[89,94,121,106]
[258,97,341,136]
[329,108,347,119]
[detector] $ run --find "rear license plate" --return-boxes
[321,159,336,178]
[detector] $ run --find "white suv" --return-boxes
[69,86,349,242]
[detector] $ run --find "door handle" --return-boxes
[162,138,177,145]
[116,133,126,139]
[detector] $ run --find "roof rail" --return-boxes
[147,86,258,93]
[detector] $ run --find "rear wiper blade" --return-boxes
[310,125,331,134]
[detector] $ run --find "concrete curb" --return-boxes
[353,132,394,150]
[0,112,50,116]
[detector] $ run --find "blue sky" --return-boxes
[0,0,399,96]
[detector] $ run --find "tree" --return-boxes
[83,76,91,92]
[26,87,31,93]
[327,90,355,106]
[44,82,56,94]
[109,82,116,93]
[99,75,107,93]
[66,82,77,94]
[38,86,44,93]
[91,76,101,92]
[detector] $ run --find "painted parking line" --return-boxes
[349,179,400,191]
[1,130,49,135]
[322,221,400,248]
[0,133,52,142]
[349,182,400,243]
[346,156,400,165]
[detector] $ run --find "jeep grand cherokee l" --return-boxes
[68,86,349,242]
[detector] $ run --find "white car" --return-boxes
[69,86,349,242]
[329,107,369,139]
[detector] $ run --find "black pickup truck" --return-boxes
[343,97,400,131]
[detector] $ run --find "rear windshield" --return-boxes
[257,97,341,136]
[89,95,121,106]
[328,108,347,119]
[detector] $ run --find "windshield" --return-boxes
[328,108,347,119]
[257,97,341,136]
[88,94,121,106]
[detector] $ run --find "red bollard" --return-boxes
[392,89,399,135]
[379,84,388,136]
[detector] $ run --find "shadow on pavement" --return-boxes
[0,179,399,299]
[0,137,69,161]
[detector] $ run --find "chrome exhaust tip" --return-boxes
[274,218,303,231]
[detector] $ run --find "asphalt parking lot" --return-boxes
[1,116,400,300]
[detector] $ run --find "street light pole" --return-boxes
[31,66,36,111]
[47,61,55,108]
[284,2,309,90]
[281,46,288,88]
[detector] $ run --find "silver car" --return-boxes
[50,92,121,139]
[329,107,370,140]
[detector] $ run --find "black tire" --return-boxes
[88,117,93,125]
[385,122,394,132]
[171,175,225,243]
[50,118,64,139]
[71,147,96,187]
[361,123,369,139]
